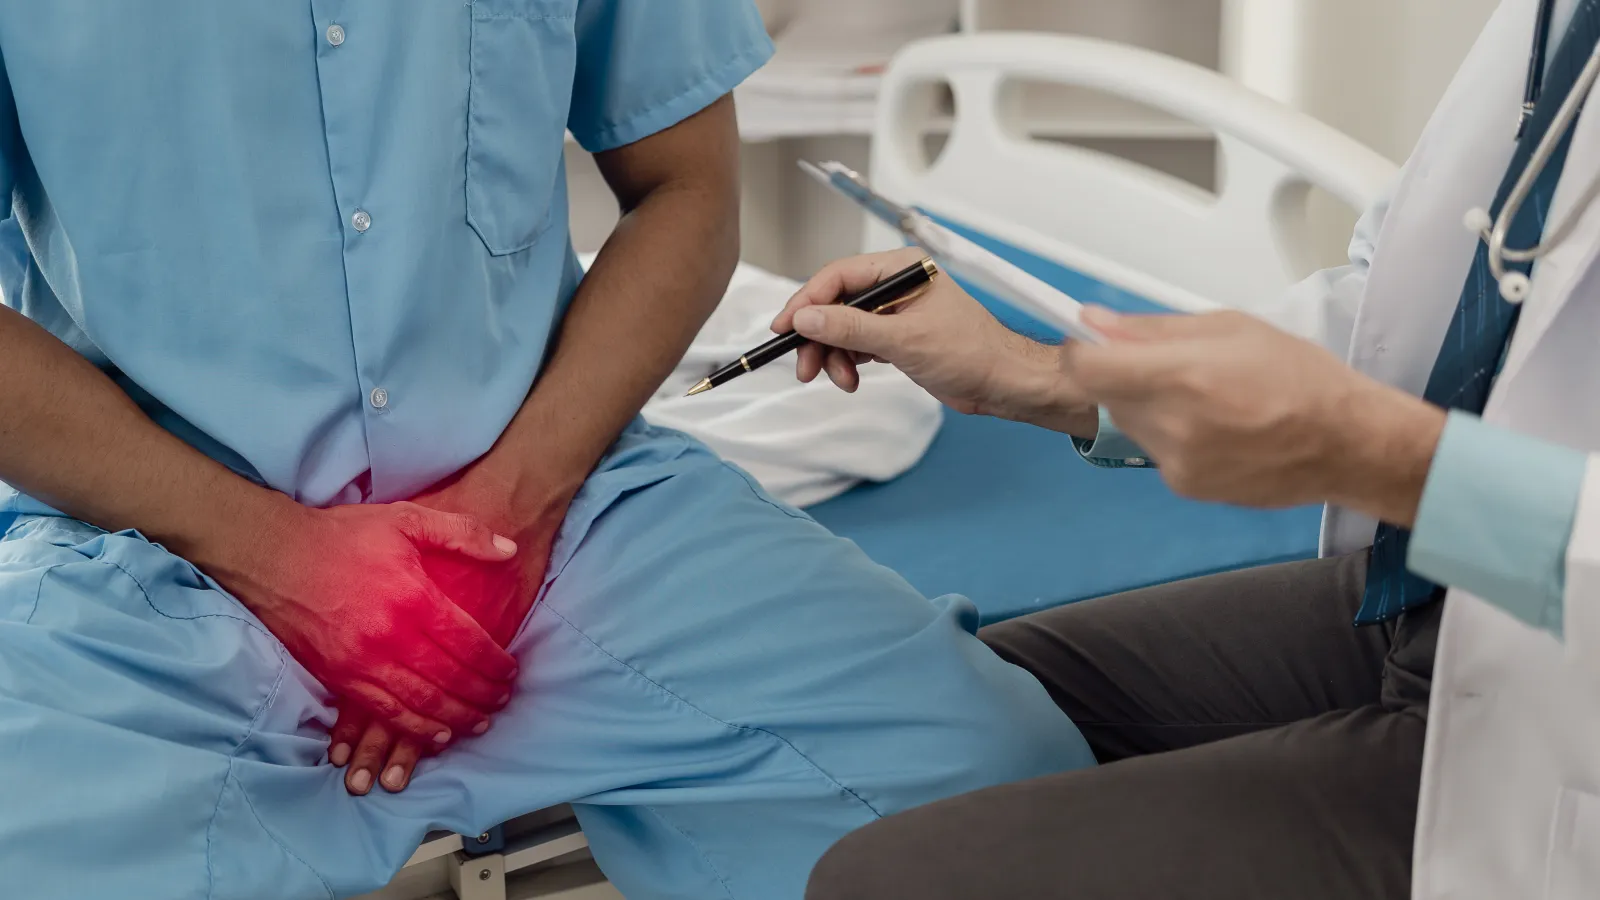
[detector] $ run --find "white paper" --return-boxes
[908,216,1107,345]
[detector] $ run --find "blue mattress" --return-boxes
[807,219,1322,624]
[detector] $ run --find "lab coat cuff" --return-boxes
[1408,412,1585,637]
[1072,408,1155,470]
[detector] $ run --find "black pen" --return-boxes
[685,257,940,397]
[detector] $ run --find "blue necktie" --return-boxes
[1355,1,1600,626]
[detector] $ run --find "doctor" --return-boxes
[792,0,1600,897]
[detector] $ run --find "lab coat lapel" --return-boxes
[1322,0,1533,556]
[1495,71,1600,390]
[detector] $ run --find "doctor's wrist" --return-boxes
[981,335,1099,438]
[1324,382,1447,528]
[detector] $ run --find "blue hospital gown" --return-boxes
[0,3,1095,898]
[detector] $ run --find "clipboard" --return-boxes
[799,160,1106,345]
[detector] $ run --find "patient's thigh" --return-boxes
[0,516,336,900]
[501,455,1096,897]
[0,450,1095,900]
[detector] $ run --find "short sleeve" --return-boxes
[567,1,774,153]
[0,51,18,217]
[0,52,23,302]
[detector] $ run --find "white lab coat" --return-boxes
[1261,1,1600,895]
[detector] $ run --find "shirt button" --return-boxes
[352,209,371,233]
[1127,458,1148,467]
[326,24,346,47]
[370,387,389,409]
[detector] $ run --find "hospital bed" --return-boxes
[380,33,1398,900]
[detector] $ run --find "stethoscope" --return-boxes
[1465,0,1600,303]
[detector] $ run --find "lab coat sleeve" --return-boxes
[567,0,774,153]
[1252,176,1398,359]
[1561,457,1600,677]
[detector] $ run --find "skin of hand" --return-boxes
[1061,307,1448,527]
[326,97,746,796]
[773,248,1100,438]
[326,473,572,796]
[216,500,522,747]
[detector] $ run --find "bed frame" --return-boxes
[865,33,1397,313]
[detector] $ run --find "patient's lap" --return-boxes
[0,430,1094,898]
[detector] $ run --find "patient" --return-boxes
[0,6,1094,899]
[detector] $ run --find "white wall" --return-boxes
[571,0,1506,276]
[1223,0,1501,265]
[1232,0,1502,164]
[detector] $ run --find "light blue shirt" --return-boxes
[0,1,772,514]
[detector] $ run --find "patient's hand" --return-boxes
[220,502,520,750]
[776,249,1100,438]
[327,473,568,795]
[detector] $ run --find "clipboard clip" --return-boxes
[798,160,929,239]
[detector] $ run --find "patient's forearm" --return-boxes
[457,98,742,532]
[0,305,294,566]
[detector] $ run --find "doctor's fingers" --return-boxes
[773,248,927,332]
[795,341,873,387]
[1081,306,1244,343]
[791,303,912,362]
[1059,338,1195,401]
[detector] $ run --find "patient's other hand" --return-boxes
[328,474,566,795]
[775,249,1099,438]
[222,502,519,753]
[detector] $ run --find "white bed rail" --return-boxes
[869,34,1399,314]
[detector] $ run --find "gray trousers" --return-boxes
[806,553,1441,900]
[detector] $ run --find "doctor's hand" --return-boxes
[220,502,521,763]
[775,249,1101,438]
[1063,308,1447,526]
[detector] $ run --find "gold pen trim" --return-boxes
[739,355,752,373]
[874,261,939,314]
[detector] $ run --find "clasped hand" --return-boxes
[322,476,561,796]
[227,502,521,758]
[218,490,555,796]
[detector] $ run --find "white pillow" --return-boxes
[581,254,944,507]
